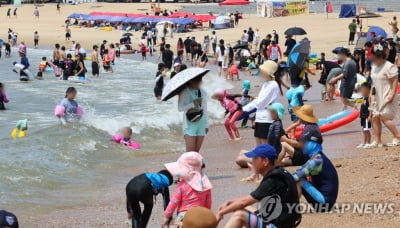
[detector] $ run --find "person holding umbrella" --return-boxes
[162,68,210,152]
[178,76,208,152]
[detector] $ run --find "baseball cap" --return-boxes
[0,210,19,228]
[245,144,277,160]
[173,62,181,68]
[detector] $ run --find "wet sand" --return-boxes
[2,2,400,227]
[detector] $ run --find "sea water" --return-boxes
[0,48,232,215]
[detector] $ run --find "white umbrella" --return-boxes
[161,68,209,101]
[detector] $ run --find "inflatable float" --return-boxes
[120,50,134,55]
[112,134,141,149]
[294,109,359,138]
[55,105,84,125]
[67,76,90,84]
[13,63,34,79]
[11,119,28,139]
[335,74,366,99]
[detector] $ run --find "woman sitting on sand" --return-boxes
[365,45,400,148]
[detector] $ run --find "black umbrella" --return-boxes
[288,38,311,85]
[161,68,209,101]
[122,32,133,37]
[233,43,248,50]
[284,27,307,36]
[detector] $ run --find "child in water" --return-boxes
[212,89,243,140]
[11,119,28,139]
[56,87,83,124]
[112,127,140,149]
[102,49,113,73]
[357,82,372,148]
[0,82,10,110]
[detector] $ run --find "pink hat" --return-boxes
[165,152,212,192]
[211,89,227,99]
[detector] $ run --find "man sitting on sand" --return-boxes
[292,139,339,212]
[279,104,323,167]
[217,144,301,228]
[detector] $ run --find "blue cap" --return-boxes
[245,144,277,160]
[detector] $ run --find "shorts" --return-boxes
[302,186,333,212]
[365,59,372,72]
[92,62,99,75]
[218,61,222,67]
[141,52,146,57]
[288,108,299,122]
[247,211,275,228]
[183,117,207,136]
[339,86,353,99]
[154,86,162,97]
[326,68,342,83]
[292,149,309,166]
[34,39,38,46]
[254,122,271,139]
[103,65,110,71]
[185,47,190,53]
[360,117,371,131]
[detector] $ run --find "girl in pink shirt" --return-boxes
[108,44,116,65]
[162,152,213,227]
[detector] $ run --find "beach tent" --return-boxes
[339,4,356,18]
[355,26,387,49]
[211,15,230,29]
[219,0,249,6]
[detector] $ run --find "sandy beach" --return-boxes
[1,2,400,228]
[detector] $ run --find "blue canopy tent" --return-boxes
[339,4,356,18]
[364,26,387,41]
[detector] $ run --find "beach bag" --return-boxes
[186,89,203,122]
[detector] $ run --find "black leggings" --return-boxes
[126,174,154,228]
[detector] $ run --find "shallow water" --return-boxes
[0,48,231,214]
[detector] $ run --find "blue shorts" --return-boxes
[288,108,299,122]
[248,211,275,228]
[183,116,207,136]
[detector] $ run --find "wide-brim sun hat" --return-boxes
[259,60,278,78]
[182,207,217,228]
[293,104,318,124]
[165,152,212,192]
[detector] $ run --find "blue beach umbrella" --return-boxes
[287,38,311,85]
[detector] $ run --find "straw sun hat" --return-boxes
[182,207,217,228]
[259,60,278,78]
[293,104,318,124]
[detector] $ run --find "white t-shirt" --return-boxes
[254,32,260,43]
[243,80,280,123]
[211,35,217,44]
[147,30,153,39]
[216,46,226,62]
[242,33,249,42]
[241,49,251,57]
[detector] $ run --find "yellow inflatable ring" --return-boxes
[11,128,26,139]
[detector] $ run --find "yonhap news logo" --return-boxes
[259,195,398,219]
[259,195,283,223]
